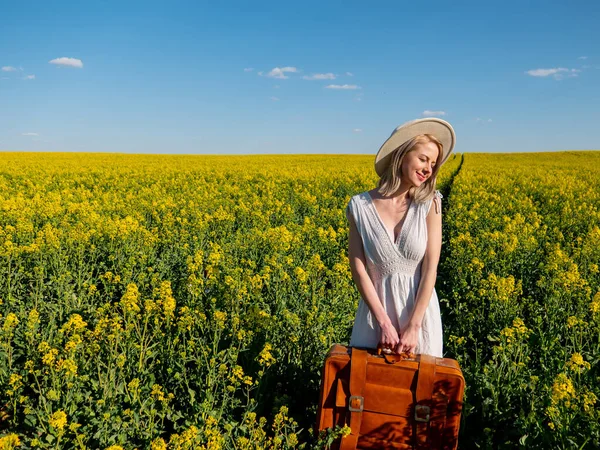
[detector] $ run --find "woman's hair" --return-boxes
[376,134,443,203]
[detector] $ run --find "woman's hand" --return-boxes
[396,323,421,354]
[379,319,400,352]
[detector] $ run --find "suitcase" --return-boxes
[316,344,465,450]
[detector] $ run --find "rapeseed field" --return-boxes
[0,151,598,449]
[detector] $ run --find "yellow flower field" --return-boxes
[0,151,598,449]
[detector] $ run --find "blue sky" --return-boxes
[1,0,598,154]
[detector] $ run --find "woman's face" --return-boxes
[401,141,439,187]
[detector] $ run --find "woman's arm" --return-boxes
[397,195,442,353]
[409,195,443,328]
[347,209,399,347]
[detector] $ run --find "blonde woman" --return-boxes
[345,118,456,358]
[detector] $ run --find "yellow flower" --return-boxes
[288,433,299,446]
[151,384,165,401]
[151,438,167,450]
[27,309,40,331]
[158,281,176,319]
[582,390,597,414]
[128,378,140,391]
[229,365,244,383]
[48,410,68,431]
[294,267,308,283]
[169,425,199,448]
[566,353,591,372]
[120,283,141,314]
[448,335,466,345]
[566,316,583,328]
[177,306,195,332]
[2,313,19,334]
[42,349,58,366]
[116,354,126,368]
[8,374,23,389]
[64,336,82,353]
[58,358,78,377]
[550,373,576,406]
[61,314,87,335]
[499,317,531,345]
[341,424,352,437]
[213,310,227,330]
[258,343,276,367]
[591,292,600,315]
[0,433,20,449]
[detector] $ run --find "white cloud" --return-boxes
[266,66,297,79]
[578,56,588,60]
[270,96,280,101]
[243,68,254,72]
[273,85,280,89]
[346,72,353,76]
[22,132,38,136]
[476,118,493,123]
[49,57,84,68]
[526,68,564,76]
[303,73,336,80]
[2,66,17,72]
[353,128,363,132]
[525,67,580,80]
[325,84,360,90]
[422,110,446,117]
[23,75,35,80]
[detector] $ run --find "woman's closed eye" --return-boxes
[420,158,436,167]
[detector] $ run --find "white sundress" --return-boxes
[346,190,444,358]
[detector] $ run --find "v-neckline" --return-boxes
[365,191,415,247]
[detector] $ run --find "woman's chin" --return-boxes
[412,177,425,186]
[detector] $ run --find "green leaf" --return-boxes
[519,434,528,446]
[24,414,37,427]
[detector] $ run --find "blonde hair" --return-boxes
[376,134,443,203]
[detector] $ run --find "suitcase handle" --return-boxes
[376,344,415,364]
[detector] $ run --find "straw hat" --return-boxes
[374,118,456,177]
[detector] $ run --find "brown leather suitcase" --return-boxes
[316,344,465,450]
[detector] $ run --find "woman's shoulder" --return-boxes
[346,191,370,217]
[413,189,442,205]
[414,189,443,215]
[421,189,443,201]
[427,190,443,215]
[349,190,370,203]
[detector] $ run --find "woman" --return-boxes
[345,118,456,358]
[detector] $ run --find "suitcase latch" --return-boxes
[414,404,430,422]
[348,395,364,412]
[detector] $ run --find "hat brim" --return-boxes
[375,118,456,177]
